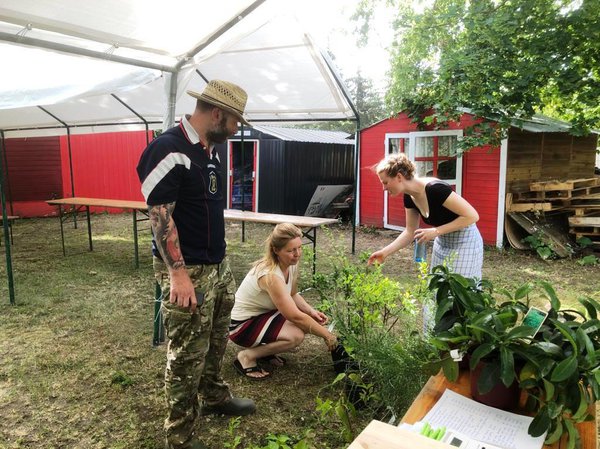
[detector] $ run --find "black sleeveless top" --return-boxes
[403,180,458,227]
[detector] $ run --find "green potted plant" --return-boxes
[428,266,538,408]
[428,266,600,447]
[518,290,600,448]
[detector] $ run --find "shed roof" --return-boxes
[253,125,353,144]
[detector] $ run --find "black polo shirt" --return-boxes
[137,121,226,265]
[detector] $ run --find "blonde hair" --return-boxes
[253,223,303,275]
[374,153,415,180]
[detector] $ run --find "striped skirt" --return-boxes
[431,224,483,279]
[229,310,286,348]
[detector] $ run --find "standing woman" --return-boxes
[368,153,483,279]
[229,223,337,380]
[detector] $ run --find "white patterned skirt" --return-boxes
[430,224,483,279]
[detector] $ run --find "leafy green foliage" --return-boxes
[363,0,600,149]
[110,370,134,388]
[428,265,600,443]
[313,252,436,424]
[522,232,560,260]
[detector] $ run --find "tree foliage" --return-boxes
[360,0,600,149]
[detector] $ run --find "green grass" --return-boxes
[0,214,598,448]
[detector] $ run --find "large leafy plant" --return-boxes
[428,265,600,447]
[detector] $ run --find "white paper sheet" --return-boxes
[421,389,546,449]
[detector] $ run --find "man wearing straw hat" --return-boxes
[137,80,254,449]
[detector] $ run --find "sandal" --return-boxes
[233,359,271,380]
[258,354,287,368]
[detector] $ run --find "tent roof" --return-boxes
[0,0,357,137]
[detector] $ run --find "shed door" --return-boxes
[384,134,410,229]
[228,139,258,211]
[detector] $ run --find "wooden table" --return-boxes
[47,198,338,273]
[348,419,454,448]
[401,371,598,449]
[47,198,340,346]
[46,197,148,268]
[223,209,338,277]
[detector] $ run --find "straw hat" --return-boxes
[187,80,250,126]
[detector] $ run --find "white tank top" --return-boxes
[231,263,296,321]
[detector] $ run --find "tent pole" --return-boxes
[38,106,75,197]
[1,133,14,216]
[0,130,16,304]
[111,94,150,145]
[352,118,361,254]
[163,73,178,130]
[240,124,246,242]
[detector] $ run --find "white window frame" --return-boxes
[383,130,464,231]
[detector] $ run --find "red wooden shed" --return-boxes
[358,111,598,248]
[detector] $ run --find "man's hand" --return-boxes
[169,269,197,313]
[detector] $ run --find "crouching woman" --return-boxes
[229,223,337,380]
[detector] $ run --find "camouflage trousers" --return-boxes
[153,256,236,449]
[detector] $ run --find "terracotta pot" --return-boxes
[470,361,520,411]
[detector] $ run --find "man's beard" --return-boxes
[206,116,231,144]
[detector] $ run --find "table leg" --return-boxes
[301,226,318,277]
[86,206,93,251]
[242,221,246,242]
[58,205,66,256]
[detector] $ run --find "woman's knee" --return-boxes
[287,327,305,347]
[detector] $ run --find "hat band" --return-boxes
[202,93,244,116]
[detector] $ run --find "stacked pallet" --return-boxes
[508,177,600,251]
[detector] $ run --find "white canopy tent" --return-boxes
[0,0,357,136]
[0,0,360,303]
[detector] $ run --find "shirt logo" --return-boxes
[208,171,218,194]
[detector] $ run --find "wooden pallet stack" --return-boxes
[507,177,600,252]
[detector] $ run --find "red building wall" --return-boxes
[59,130,151,214]
[359,112,500,245]
[3,136,63,217]
[2,130,151,217]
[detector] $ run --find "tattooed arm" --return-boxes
[149,202,197,312]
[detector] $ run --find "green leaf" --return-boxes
[514,282,533,300]
[540,280,560,310]
[548,318,578,352]
[575,327,596,365]
[564,419,580,449]
[469,342,495,370]
[579,297,600,319]
[544,420,563,445]
[500,346,515,387]
[542,378,555,402]
[519,361,537,381]
[530,341,563,358]
[528,405,551,437]
[435,297,454,323]
[571,384,590,422]
[442,357,459,382]
[550,356,578,383]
